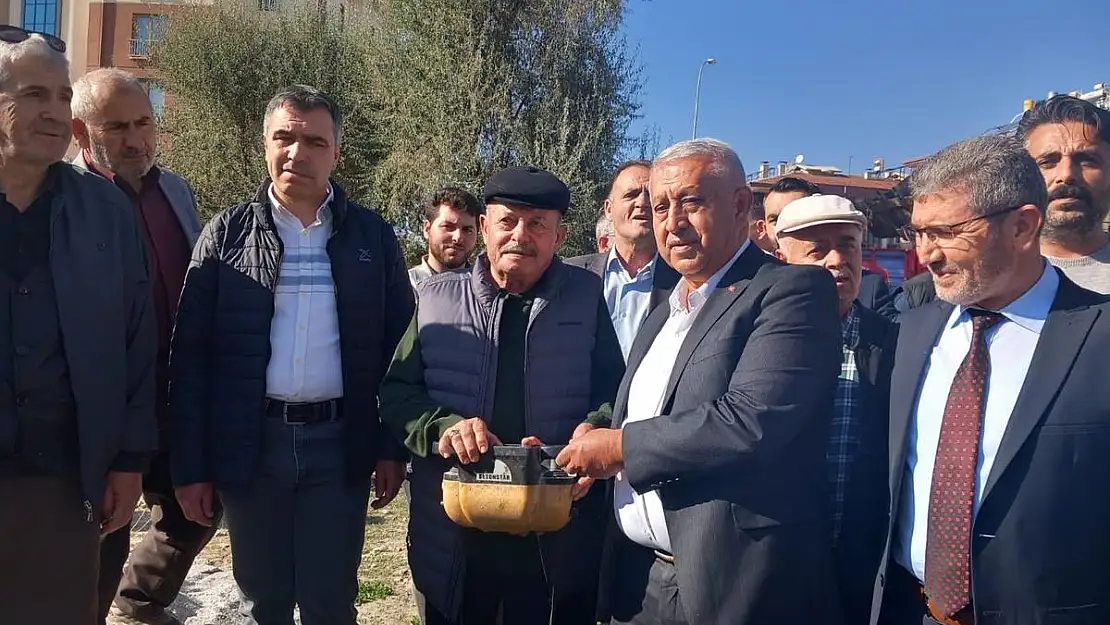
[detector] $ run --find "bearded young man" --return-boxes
[1018,95,1110,293]
[408,187,482,287]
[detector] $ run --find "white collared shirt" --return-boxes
[614,241,750,552]
[603,250,657,361]
[893,262,1059,581]
[264,184,344,402]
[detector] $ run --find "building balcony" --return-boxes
[129,39,155,59]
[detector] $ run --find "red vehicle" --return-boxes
[862,247,925,286]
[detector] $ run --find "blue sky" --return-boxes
[621,0,1110,172]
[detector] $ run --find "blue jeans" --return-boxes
[219,418,371,625]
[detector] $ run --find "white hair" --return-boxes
[0,36,69,92]
[655,138,746,179]
[72,68,149,122]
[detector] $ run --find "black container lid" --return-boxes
[446,444,575,486]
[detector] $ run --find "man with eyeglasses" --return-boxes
[872,133,1110,625]
[883,98,1110,317]
[0,27,157,625]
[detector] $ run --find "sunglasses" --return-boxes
[0,25,66,54]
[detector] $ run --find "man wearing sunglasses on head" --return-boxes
[0,27,158,625]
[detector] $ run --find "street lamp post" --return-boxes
[692,57,718,139]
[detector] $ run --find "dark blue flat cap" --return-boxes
[483,166,571,214]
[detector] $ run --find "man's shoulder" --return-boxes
[202,200,260,238]
[340,198,393,233]
[558,259,605,293]
[754,257,830,290]
[157,166,194,191]
[55,163,131,214]
[856,304,898,345]
[417,267,472,292]
[563,252,604,268]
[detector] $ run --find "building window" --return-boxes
[22,0,60,36]
[130,15,167,59]
[140,79,166,119]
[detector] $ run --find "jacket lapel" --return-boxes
[656,245,765,409]
[888,301,951,493]
[158,174,202,248]
[613,303,669,427]
[979,279,1100,503]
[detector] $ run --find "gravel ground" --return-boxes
[113,499,417,625]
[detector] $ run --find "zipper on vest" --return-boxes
[83,499,93,523]
[477,294,503,418]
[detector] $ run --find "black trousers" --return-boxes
[422,557,597,625]
[877,562,941,625]
[97,454,223,623]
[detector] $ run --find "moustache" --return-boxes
[1049,184,1093,206]
[500,245,535,257]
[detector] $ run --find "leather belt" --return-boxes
[265,399,340,425]
[653,550,675,564]
[919,586,975,625]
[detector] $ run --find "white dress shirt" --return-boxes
[894,263,1059,581]
[614,241,749,552]
[603,250,657,360]
[264,184,345,402]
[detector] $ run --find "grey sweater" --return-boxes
[1046,241,1110,294]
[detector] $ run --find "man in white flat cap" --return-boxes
[775,194,897,625]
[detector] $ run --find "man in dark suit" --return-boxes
[566,160,679,360]
[874,133,1110,625]
[875,270,936,319]
[774,194,897,624]
[857,268,891,310]
[558,138,843,625]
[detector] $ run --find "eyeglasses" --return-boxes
[898,205,1022,243]
[0,25,66,54]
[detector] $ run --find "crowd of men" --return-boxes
[3,23,1110,625]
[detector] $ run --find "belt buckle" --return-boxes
[653,550,675,564]
[281,402,306,425]
[925,598,972,625]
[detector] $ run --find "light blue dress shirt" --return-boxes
[894,263,1059,581]
[603,250,657,360]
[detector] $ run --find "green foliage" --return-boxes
[367,0,644,256]
[155,0,383,220]
[154,0,645,258]
[355,579,395,604]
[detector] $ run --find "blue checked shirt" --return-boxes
[828,302,862,545]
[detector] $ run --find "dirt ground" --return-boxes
[119,497,418,625]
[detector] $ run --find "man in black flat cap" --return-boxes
[380,165,625,625]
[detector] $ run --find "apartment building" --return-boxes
[4,0,174,115]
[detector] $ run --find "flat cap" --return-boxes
[775,194,867,236]
[483,166,571,214]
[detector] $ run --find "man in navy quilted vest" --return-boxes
[380,165,625,625]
